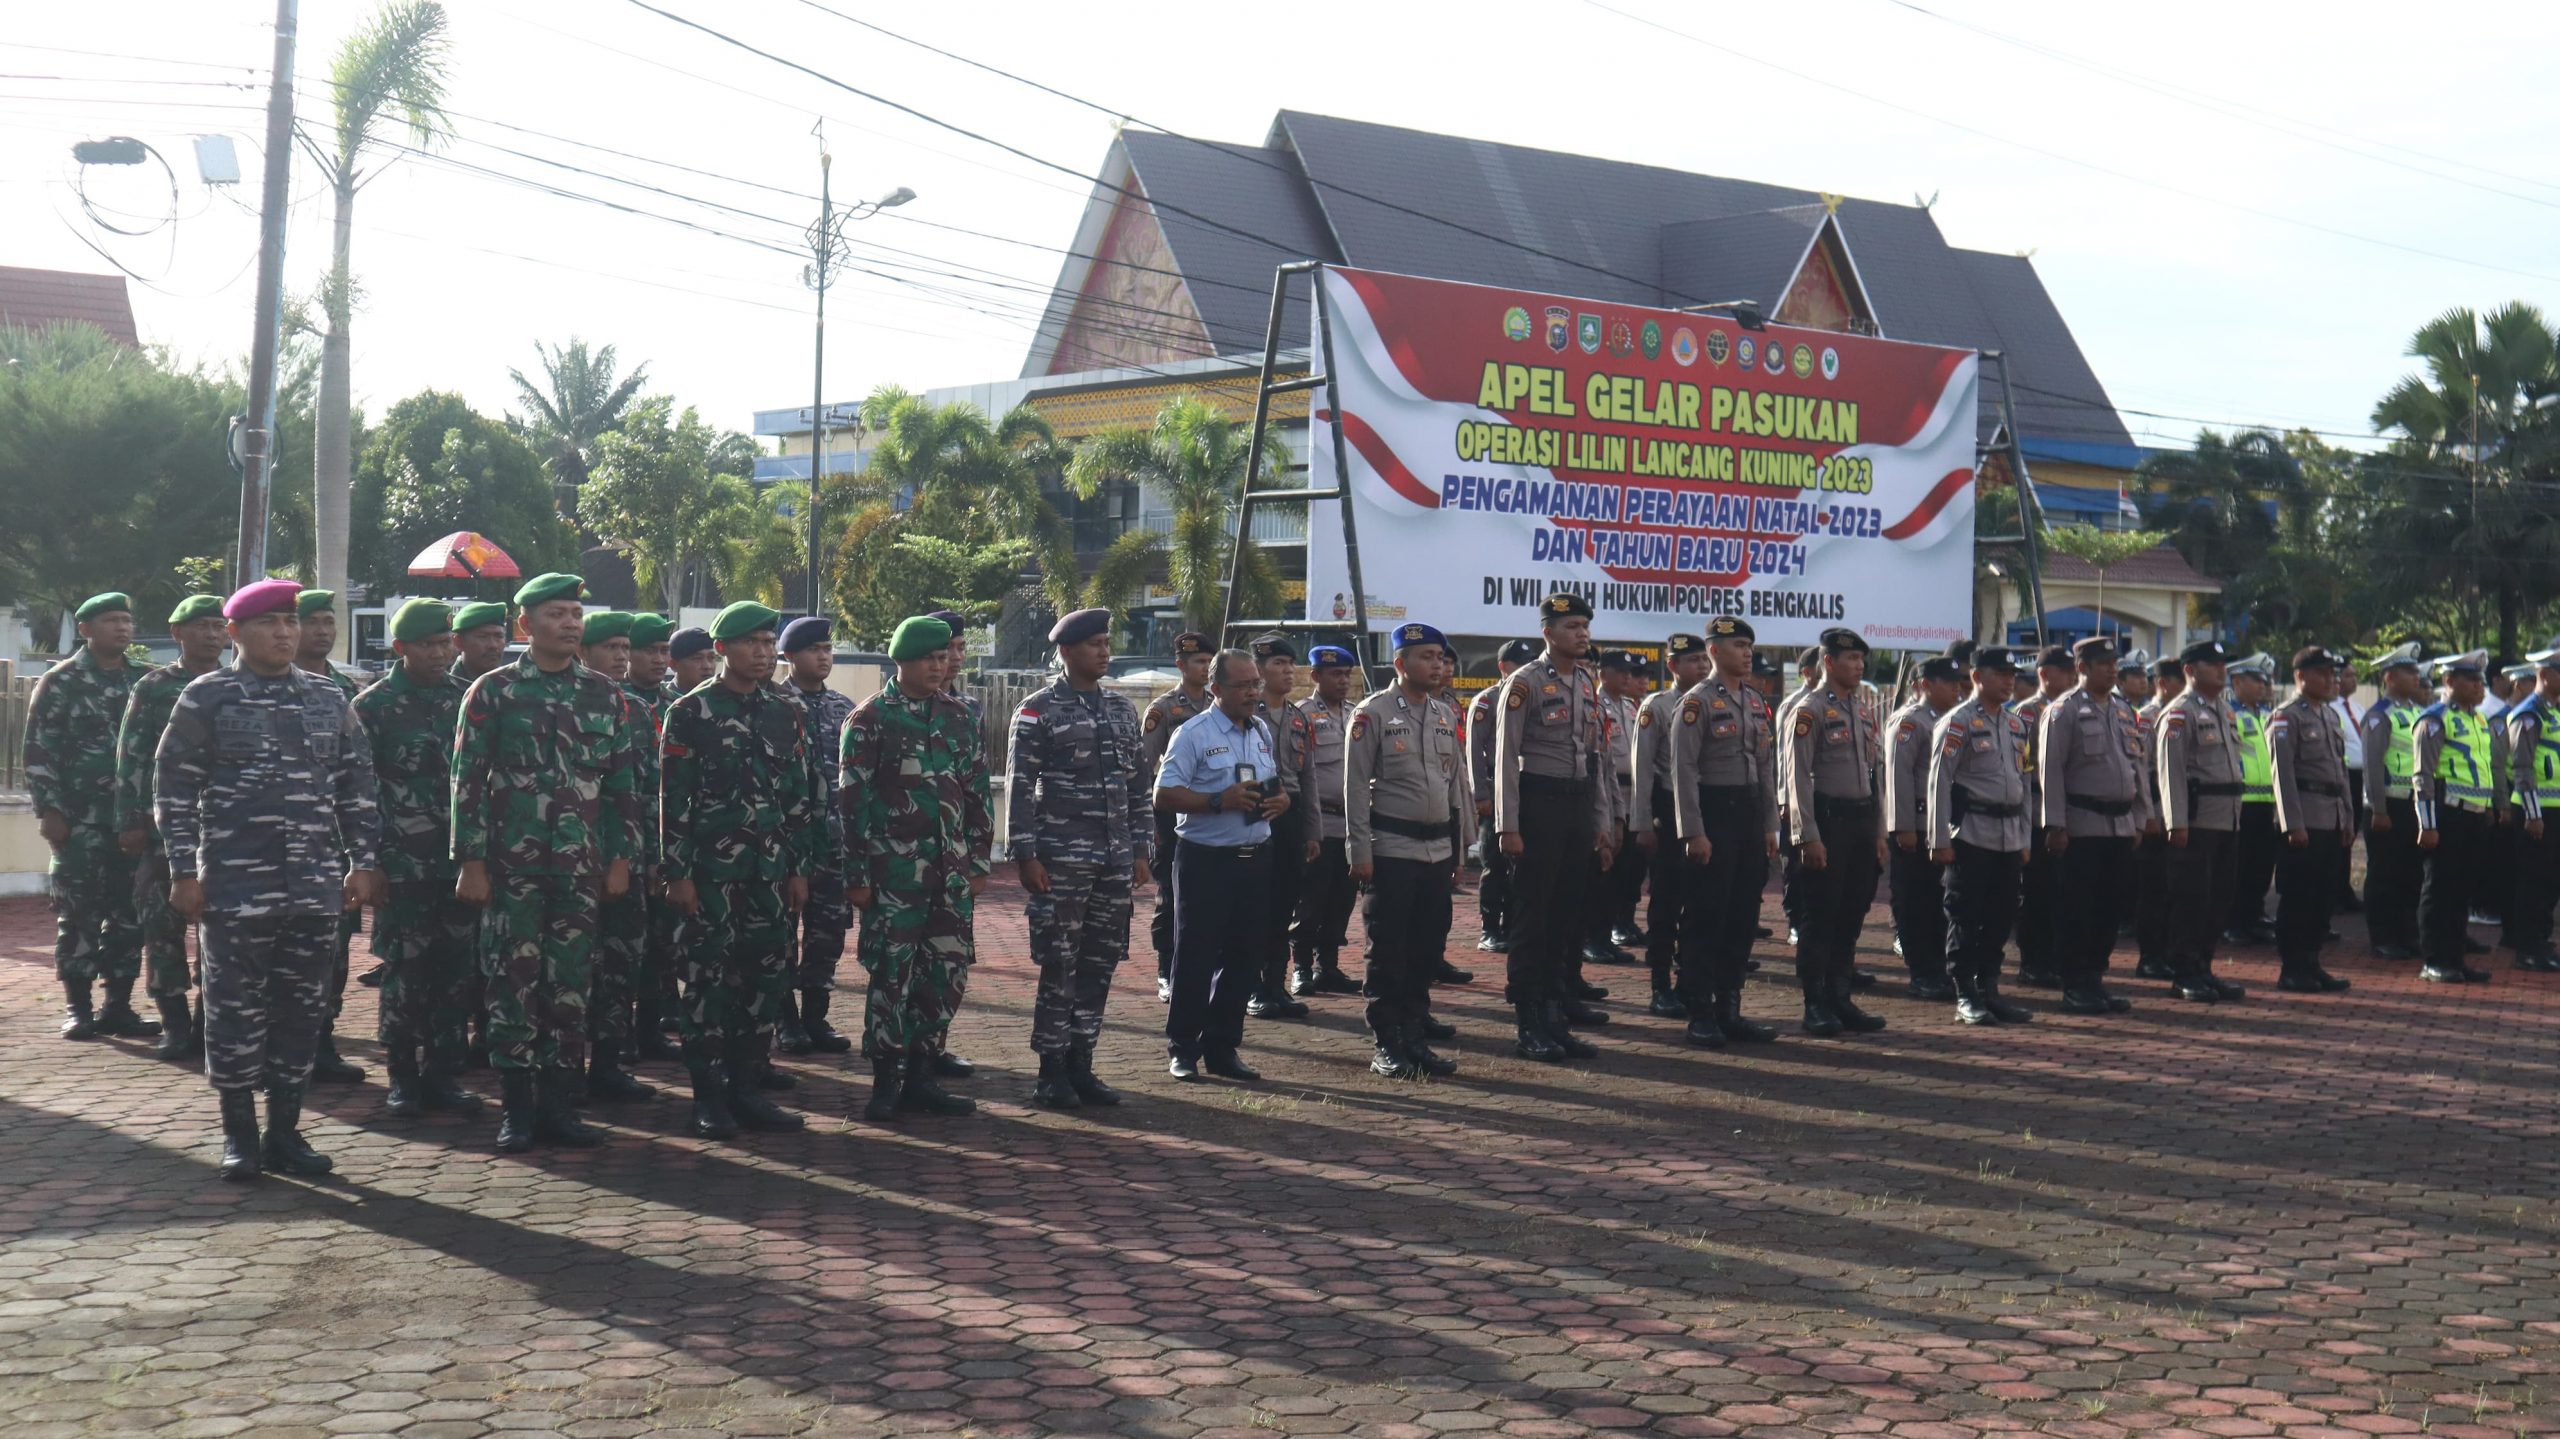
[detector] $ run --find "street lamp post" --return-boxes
[802,130,912,615]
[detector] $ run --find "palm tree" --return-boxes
[507,337,651,513]
[1064,393,1285,635]
[306,0,449,644]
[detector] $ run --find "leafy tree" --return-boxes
[349,390,575,598]
[582,397,768,613]
[1064,393,1285,634]
[506,337,650,508]
[2040,524,2166,636]
[308,0,451,636]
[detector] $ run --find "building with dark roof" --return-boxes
[0,265,140,347]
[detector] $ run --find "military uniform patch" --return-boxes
[1638,708,1653,729]
[1681,698,1700,725]
[1143,710,1161,733]
[1506,688,1525,711]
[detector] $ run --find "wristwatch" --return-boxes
[1207,790,1225,814]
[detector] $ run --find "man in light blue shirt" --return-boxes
[1156,648,1292,1079]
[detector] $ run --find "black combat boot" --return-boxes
[1311,955,1362,994]
[1683,1006,1726,1048]
[420,1064,484,1113]
[1369,1028,1418,1079]
[153,994,199,1061]
[495,1070,539,1152]
[1541,1001,1598,1059]
[59,979,96,1040]
[1288,954,1319,999]
[534,1068,605,1146]
[1416,1012,1456,1041]
[1032,1053,1082,1109]
[863,1055,906,1122]
[725,1046,805,1131]
[94,978,161,1038]
[1832,973,1887,1033]
[632,996,681,1062]
[800,989,853,1054]
[775,990,811,1055]
[216,1087,262,1182]
[686,1057,740,1139]
[1435,957,1477,984]
[930,1050,974,1079]
[1979,971,2035,1024]
[1954,970,1998,1025]
[384,1043,426,1118]
[261,1082,333,1176]
[898,1047,976,1114]
[1800,993,1844,1037]
[1513,1002,1566,1062]
[1202,1048,1263,1082]
[2203,964,2248,1000]
[586,1040,655,1103]
[1066,1042,1122,1106]
[1403,1023,1458,1077]
[308,1022,364,1084]
[1557,993,1611,1027]
[1647,979,1687,1018]
[1715,990,1779,1044]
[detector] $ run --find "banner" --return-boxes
[1304,266,1978,649]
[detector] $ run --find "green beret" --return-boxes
[167,594,223,626]
[451,601,508,634]
[627,613,673,647]
[513,572,586,609]
[296,589,335,617]
[581,610,632,645]
[391,598,453,643]
[889,616,953,662]
[76,592,133,621]
[710,601,781,643]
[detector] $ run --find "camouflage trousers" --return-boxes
[200,912,335,1091]
[51,826,141,986]
[134,850,194,998]
[794,866,853,991]
[374,878,477,1065]
[592,882,647,1048]
[1026,860,1132,1056]
[678,877,791,1058]
[857,867,977,1061]
[645,885,681,1013]
[481,871,597,1073]
[329,909,360,1021]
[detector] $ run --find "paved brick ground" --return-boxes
[3,878,2558,1439]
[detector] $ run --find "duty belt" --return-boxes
[2300,780,2343,797]
[1953,788,2020,819]
[2189,781,2244,798]
[1318,798,1345,815]
[1814,794,1877,813]
[1520,772,1595,796]
[1372,813,1454,841]
[2065,795,2133,818]
[2445,796,2492,814]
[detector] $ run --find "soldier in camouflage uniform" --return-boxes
[920,607,986,1078]
[1139,633,1215,1001]
[574,610,657,1103]
[443,601,512,1061]
[30,591,152,1042]
[841,615,993,1121]
[622,613,682,1061]
[777,615,858,1056]
[1009,608,1153,1106]
[355,599,483,1117]
[452,573,640,1153]
[290,589,368,1082]
[660,601,823,1140]
[158,579,382,1182]
[115,594,228,1059]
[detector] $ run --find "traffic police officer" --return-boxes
[2502,649,2560,973]
[1783,626,1886,1036]
[1492,592,1617,1061]
[2226,653,2281,942]
[1291,644,1362,997]
[1140,632,1215,998]
[1927,646,2033,1025]
[1470,638,1539,952]
[2361,643,2427,958]
[1346,624,1469,1078]
[2267,646,2355,993]
[1633,633,1708,1014]
[2154,640,2249,1002]
[1884,654,1965,1002]
[2412,650,2504,983]
[1669,617,1781,1046]
[2037,636,2144,1016]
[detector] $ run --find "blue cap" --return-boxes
[780,615,832,654]
[1393,623,1449,653]
[1049,608,1112,646]
[1308,644,1356,668]
[1497,638,1539,664]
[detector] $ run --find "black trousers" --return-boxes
[1779,827,1802,927]
[1675,787,1768,1001]
[2364,797,2422,948]
[1505,777,1597,1006]
[1476,812,1511,939]
[2275,828,2342,972]
[1792,798,1881,998]
[1166,840,1271,1060]
[1259,810,1306,996]
[2165,827,2238,978]
[2230,804,2278,928]
[1644,791,1686,985]
[2506,814,2560,958]
[1291,834,1356,971]
[2135,831,2172,964]
[1362,856,1452,1036]
[2335,769,2367,906]
[2016,842,2058,972]
[2420,807,2493,968]
[2483,819,2517,923]
[2055,834,2133,986]
[1591,815,1645,942]
[1888,844,1949,982]
[1942,840,2023,985]
[1150,811,1180,979]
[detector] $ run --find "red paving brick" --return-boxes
[1,881,2557,1437]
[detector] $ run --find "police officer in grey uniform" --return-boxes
[2268,646,2356,993]
[2037,636,2144,1015]
[1633,634,1708,1015]
[157,579,384,1182]
[1248,633,1316,1021]
[1783,627,1886,1036]
[1773,644,1823,945]
[2133,656,2187,979]
[1927,646,2033,1025]
[1884,655,1965,1002]
[1470,638,1538,954]
[1140,632,1215,1000]
[1670,617,1780,1047]
[1347,623,1470,1078]
[1290,644,1362,997]
[1492,592,1618,1061]
[2010,644,2075,987]
[2154,639,2249,1002]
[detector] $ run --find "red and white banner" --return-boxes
[1304,266,1978,649]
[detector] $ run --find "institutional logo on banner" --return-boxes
[1764,341,1788,375]
[1577,313,1602,354]
[1821,346,1841,381]
[1504,306,1532,342]
[1792,344,1815,379]
[1671,327,1699,367]
[1640,320,1663,360]
[1545,306,1571,352]
[1607,319,1635,357]
[1704,329,1730,366]
[1735,336,1756,371]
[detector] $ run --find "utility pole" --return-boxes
[234,0,298,587]
[799,130,911,615]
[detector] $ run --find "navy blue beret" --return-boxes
[1250,632,1297,662]
[780,615,832,653]
[1497,638,1539,665]
[1049,608,1112,646]
[669,627,713,661]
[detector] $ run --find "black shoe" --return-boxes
[1981,986,2034,1024]
[1684,1014,1726,1049]
[1288,963,1318,998]
[95,982,162,1038]
[1849,969,1879,992]
[2521,952,2560,973]
[1513,1005,1565,1063]
[59,980,96,1041]
[1801,999,1844,1037]
[217,1087,261,1182]
[1066,1043,1122,1106]
[2420,962,2469,983]
[634,1021,682,1063]
[1557,995,1611,1027]
[726,1054,806,1129]
[686,1058,741,1138]
[2372,943,2420,961]
[309,1029,364,1085]
[1647,987,1688,1018]
[751,1057,796,1091]
[2221,927,2259,946]
[1581,940,1629,967]
[930,1051,974,1080]
[2459,963,2493,983]
[535,1068,606,1146]
[1542,1006,1598,1060]
[1756,925,1774,939]
[2277,971,2329,993]
[261,1083,333,1176]
[1404,1028,1458,1077]
[1032,1052,1083,1109]
[152,995,199,1060]
[356,963,385,988]
[1715,995,1779,1044]
[495,1071,539,1152]
[420,1070,483,1113]
[2313,968,2352,992]
[1611,925,1646,949]
[1907,976,1957,1002]
[1311,964,1362,995]
[1569,979,1610,1002]
[2060,986,2115,1015]
[384,1058,426,1118]
[2173,977,2222,1002]
[2208,974,2248,1000]
[586,1041,655,1102]
[2015,966,2061,990]
[2100,987,2132,1012]
[897,1058,977,1115]
[2134,957,2178,981]
[1956,994,1999,1025]
[1434,956,1477,984]
[1167,1053,1201,1081]
[800,990,854,1054]
[1833,995,1886,1033]
[1417,1016,1456,1041]
[1370,1037,1418,1079]
[1203,1051,1262,1082]
[775,991,812,1055]
[864,1055,907,1119]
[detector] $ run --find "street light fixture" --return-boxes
[803,136,914,615]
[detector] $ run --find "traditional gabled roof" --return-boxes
[2039,542,2222,594]
[0,265,139,346]
[1060,111,2127,448]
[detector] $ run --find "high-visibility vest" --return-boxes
[2514,701,2560,804]
[2383,703,2418,797]
[2235,707,2273,804]
[2436,707,2495,806]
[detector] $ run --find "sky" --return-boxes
[4,0,2557,457]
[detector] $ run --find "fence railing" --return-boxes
[0,664,34,793]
